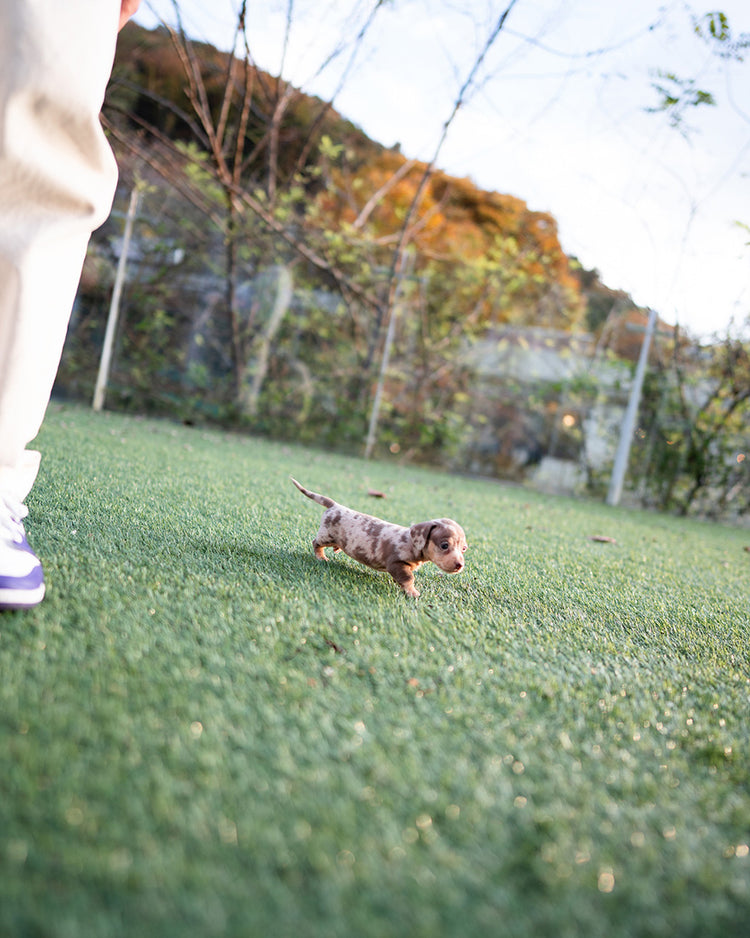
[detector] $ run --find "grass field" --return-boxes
[1,403,749,938]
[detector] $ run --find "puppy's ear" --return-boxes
[409,521,435,554]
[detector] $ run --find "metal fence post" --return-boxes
[92,187,140,412]
[606,307,657,506]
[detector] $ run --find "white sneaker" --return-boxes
[0,493,45,610]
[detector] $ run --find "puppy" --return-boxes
[291,478,467,598]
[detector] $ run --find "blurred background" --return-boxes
[54,1,749,519]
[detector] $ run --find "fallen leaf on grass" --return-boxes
[589,535,617,544]
[368,489,387,498]
[324,637,345,654]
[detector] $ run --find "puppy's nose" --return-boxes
[454,560,464,571]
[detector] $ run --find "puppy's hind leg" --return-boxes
[313,539,328,560]
[313,530,341,560]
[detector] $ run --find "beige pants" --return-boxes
[0,0,121,500]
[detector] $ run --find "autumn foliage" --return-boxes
[64,23,723,503]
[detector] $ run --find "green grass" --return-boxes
[2,403,749,938]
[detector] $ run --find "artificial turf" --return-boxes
[1,402,748,937]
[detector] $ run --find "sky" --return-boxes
[134,0,750,339]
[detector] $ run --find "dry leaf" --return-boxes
[589,535,617,544]
[324,638,345,654]
[368,489,386,498]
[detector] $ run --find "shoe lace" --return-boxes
[0,492,28,544]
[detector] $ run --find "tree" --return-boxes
[104,2,386,412]
[635,320,750,517]
[647,8,750,133]
[362,0,523,456]
[637,7,749,517]
[106,0,582,454]
[77,4,590,471]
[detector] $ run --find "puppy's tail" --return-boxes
[291,477,335,509]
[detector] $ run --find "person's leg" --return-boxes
[0,0,122,608]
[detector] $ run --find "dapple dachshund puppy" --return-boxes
[291,478,467,598]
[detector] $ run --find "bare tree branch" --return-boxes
[364,0,522,455]
[353,159,416,230]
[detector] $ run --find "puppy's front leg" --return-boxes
[386,560,420,598]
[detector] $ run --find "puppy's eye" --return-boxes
[440,541,450,551]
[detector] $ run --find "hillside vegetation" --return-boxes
[108,24,587,322]
[61,24,637,437]
[56,24,749,519]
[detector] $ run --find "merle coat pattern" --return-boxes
[291,478,467,598]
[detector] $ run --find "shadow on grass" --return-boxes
[201,534,394,597]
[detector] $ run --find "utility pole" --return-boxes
[92,186,140,412]
[606,307,657,506]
